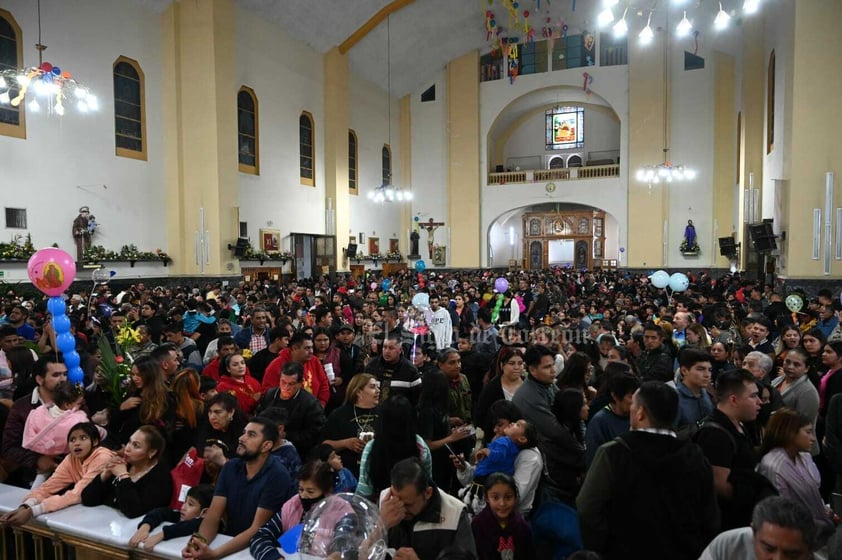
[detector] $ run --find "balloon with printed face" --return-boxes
[27,248,76,296]
[669,272,690,292]
[415,260,426,272]
[785,294,804,313]
[381,279,392,291]
[649,270,670,289]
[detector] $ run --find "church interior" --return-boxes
[0,0,840,288]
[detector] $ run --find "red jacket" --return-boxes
[261,349,330,407]
[216,374,262,415]
[202,356,251,382]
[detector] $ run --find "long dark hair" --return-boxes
[366,395,420,497]
[417,371,449,412]
[552,388,586,444]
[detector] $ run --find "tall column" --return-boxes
[626,24,667,268]
[399,95,412,256]
[446,51,481,268]
[737,16,765,271]
[782,1,842,278]
[161,0,238,276]
[323,48,351,272]
[712,52,736,269]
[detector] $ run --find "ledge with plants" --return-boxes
[237,242,293,265]
[351,252,404,264]
[83,244,172,267]
[0,234,38,261]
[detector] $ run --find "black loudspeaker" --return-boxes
[346,243,358,258]
[232,237,249,257]
[749,221,777,252]
[718,237,737,257]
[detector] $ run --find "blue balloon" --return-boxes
[649,270,670,289]
[56,332,76,354]
[63,351,80,370]
[381,279,392,291]
[47,296,66,317]
[68,366,84,385]
[52,314,70,333]
[415,260,426,272]
[278,524,303,554]
[669,272,690,292]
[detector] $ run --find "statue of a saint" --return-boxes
[73,206,94,262]
[409,230,420,258]
[680,219,699,253]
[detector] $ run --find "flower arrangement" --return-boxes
[679,239,700,254]
[96,322,139,408]
[386,250,403,260]
[0,234,36,260]
[240,242,293,262]
[84,244,171,264]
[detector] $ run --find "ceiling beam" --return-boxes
[338,0,415,54]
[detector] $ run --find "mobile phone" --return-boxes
[443,443,462,466]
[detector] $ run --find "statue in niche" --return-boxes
[680,219,700,254]
[72,206,96,262]
[409,230,421,258]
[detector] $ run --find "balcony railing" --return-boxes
[488,164,620,185]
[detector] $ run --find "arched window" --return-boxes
[300,111,314,185]
[349,129,358,194]
[567,154,583,168]
[113,56,146,160]
[766,50,775,154]
[238,87,259,174]
[382,144,392,186]
[0,9,24,139]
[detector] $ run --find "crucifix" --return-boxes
[422,218,445,259]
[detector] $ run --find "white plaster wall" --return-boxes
[0,0,165,275]
[409,70,448,267]
[502,108,620,167]
[348,73,402,267]
[668,40,715,267]
[480,65,629,267]
[234,7,325,251]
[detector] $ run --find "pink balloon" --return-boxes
[27,248,76,296]
[370,282,377,290]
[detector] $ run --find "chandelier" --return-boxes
[367,14,412,204]
[368,178,413,203]
[634,7,694,187]
[0,0,97,115]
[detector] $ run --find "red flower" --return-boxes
[115,356,124,364]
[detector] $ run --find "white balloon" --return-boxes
[669,272,690,292]
[650,270,670,289]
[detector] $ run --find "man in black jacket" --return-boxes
[577,381,720,560]
[365,334,422,406]
[256,362,325,458]
[635,322,675,382]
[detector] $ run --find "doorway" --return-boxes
[291,233,336,280]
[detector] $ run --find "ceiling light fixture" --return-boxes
[639,11,655,45]
[743,0,760,15]
[713,2,731,30]
[636,7,695,189]
[675,11,693,37]
[368,15,412,204]
[597,7,615,27]
[0,0,97,116]
[613,8,629,38]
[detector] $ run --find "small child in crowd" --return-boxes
[23,381,107,488]
[128,484,215,552]
[471,473,535,560]
[311,443,358,493]
[263,407,302,478]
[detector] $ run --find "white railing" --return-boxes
[488,164,620,185]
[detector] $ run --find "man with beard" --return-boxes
[182,417,292,560]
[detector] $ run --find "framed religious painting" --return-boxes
[260,228,281,253]
[389,238,400,253]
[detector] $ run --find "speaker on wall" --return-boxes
[753,236,778,252]
[749,221,774,242]
[718,237,737,257]
[346,243,358,258]
[231,237,249,257]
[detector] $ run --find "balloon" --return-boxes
[27,248,76,296]
[411,292,430,309]
[494,277,509,293]
[52,314,70,333]
[491,294,505,323]
[40,62,52,72]
[51,66,61,76]
[482,293,493,303]
[91,268,115,282]
[279,524,303,554]
[378,294,388,305]
[370,282,377,291]
[56,332,76,354]
[649,270,670,289]
[297,494,386,560]
[381,279,392,291]
[47,294,83,384]
[415,260,426,272]
[785,294,804,313]
[669,272,689,292]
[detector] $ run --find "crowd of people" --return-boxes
[0,266,842,559]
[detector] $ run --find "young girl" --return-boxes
[471,473,535,560]
[0,423,113,527]
[310,443,357,493]
[23,381,107,487]
[249,460,354,560]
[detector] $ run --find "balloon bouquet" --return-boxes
[491,277,509,323]
[648,269,690,304]
[26,248,84,385]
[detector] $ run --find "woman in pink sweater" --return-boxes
[0,422,113,527]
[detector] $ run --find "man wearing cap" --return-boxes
[335,323,364,378]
